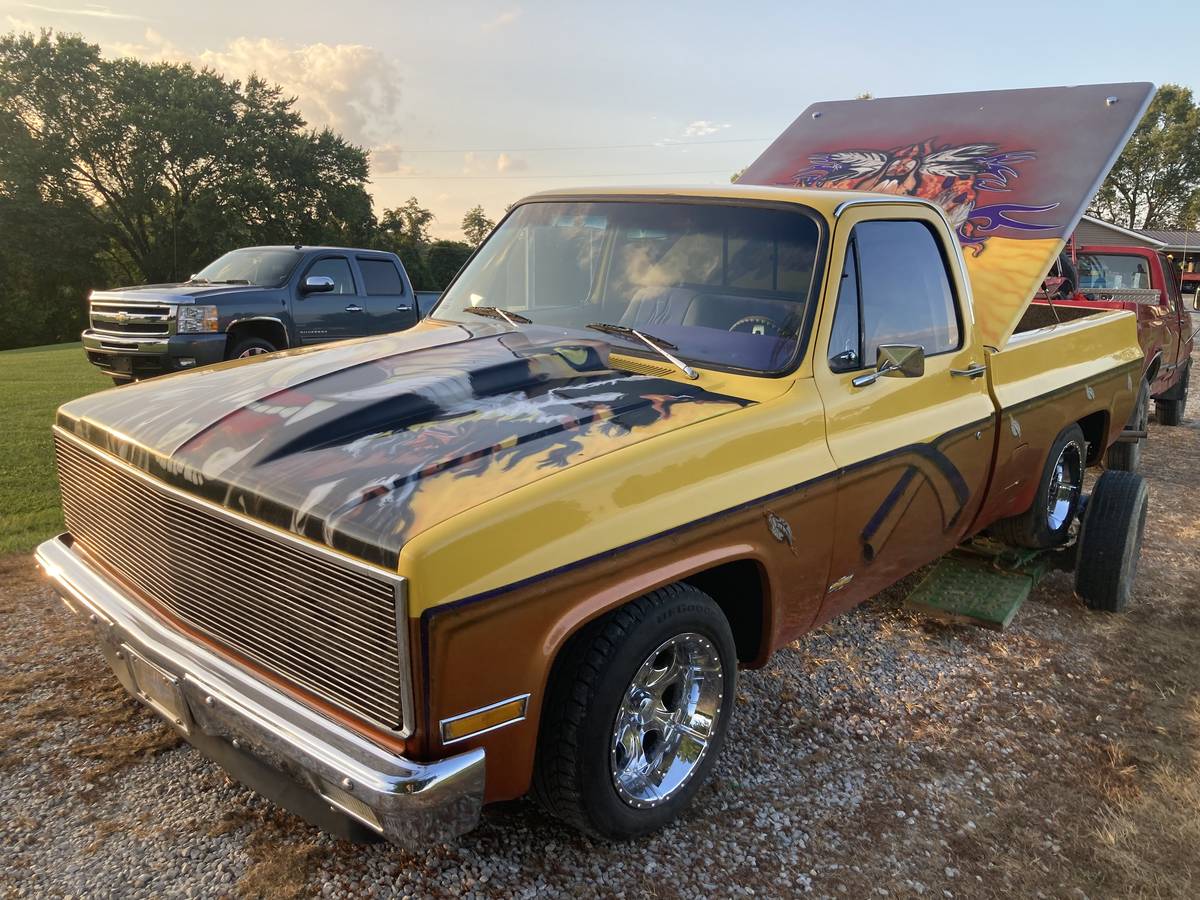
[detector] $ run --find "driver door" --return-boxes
[814,204,997,620]
[293,255,364,343]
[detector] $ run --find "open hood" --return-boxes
[739,83,1155,348]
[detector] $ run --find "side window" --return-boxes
[828,220,960,370]
[358,258,405,295]
[307,257,356,294]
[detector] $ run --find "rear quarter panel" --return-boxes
[974,309,1141,529]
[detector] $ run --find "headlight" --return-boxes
[177,305,219,333]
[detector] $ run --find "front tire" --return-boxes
[225,336,278,360]
[533,584,736,840]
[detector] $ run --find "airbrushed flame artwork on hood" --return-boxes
[738,83,1156,347]
[792,139,1057,255]
[57,323,752,568]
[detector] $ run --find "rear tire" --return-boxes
[225,336,278,360]
[1155,362,1189,426]
[1075,471,1149,612]
[1106,380,1149,471]
[533,584,736,840]
[990,424,1086,549]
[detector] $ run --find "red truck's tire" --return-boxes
[1075,470,1148,612]
[533,583,736,840]
[1155,362,1189,426]
[1106,380,1149,471]
[990,423,1086,549]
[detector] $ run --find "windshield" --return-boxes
[433,200,822,373]
[194,248,302,287]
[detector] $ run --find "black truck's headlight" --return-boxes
[177,305,219,333]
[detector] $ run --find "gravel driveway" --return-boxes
[3,341,1199,899]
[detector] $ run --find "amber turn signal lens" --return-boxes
[439,695,529,744]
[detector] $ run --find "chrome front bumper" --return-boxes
[34,534,485,847]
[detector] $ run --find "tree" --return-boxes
[426,240,473,289]
[461,205,495,246]
[375,197,435,289]
[1089,84,1200,230]
[0,31,376,284]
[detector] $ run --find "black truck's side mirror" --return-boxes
[302,275,336,294]
[851,344,925,388]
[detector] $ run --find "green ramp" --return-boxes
[904,540,1056,630]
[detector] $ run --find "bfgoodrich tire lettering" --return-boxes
[533,583,736,840]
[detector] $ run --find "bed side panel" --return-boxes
[973,310,1141,530]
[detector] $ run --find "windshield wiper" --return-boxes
[464,306,532,327]
[206,279,251,285]
[586,322,698,380]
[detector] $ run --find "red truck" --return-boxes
[1028,244,1192,469]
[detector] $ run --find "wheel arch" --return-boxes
[225,316,289,353]
[1077,408,1110,466]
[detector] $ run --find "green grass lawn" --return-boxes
[0,343,110,554]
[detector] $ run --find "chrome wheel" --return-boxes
[237,346,270,359]
[609,633,724,809]
[1045,440,1083,531]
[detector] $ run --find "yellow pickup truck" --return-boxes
[37,83,1154,845]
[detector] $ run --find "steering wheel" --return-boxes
[728,315,782,337]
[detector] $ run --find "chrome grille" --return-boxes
[89,300,174,337]
[54,431,410,732]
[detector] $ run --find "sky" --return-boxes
[3,0,1199,240]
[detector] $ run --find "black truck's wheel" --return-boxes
[533,584,736,840]
[1155,362,1189,426]
[1106,380,1148,472]
[1075,470,1149,612]
[990,423,1086,549]
[226,336,278,360]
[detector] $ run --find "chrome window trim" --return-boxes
[53,426,414,737]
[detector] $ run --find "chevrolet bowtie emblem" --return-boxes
[116,311,129,325]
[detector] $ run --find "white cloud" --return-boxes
[682,120,732,138]
[22,3,144,20]
[107,28,186,63]
[197,38,402,148]
[105,34,403,149]
[483,8,522,30]
[496,152,526,173]
[369,144,415,176]
[460,152,528,175]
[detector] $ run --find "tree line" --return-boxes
[0,32,497,350]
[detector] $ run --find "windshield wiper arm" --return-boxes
[586,322,699,380]
[464,306,532,327]
[206,279,251,285]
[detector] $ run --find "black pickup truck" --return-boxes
[83,246,440,383]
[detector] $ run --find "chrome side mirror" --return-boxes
[302,275,336,294]
[851,344,925,388]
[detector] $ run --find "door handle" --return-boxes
[950,363,987,379]
[395,305,412,311]
[345,304,363,312]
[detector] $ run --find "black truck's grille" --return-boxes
[89,301,174,337]
[54,431,411,732]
